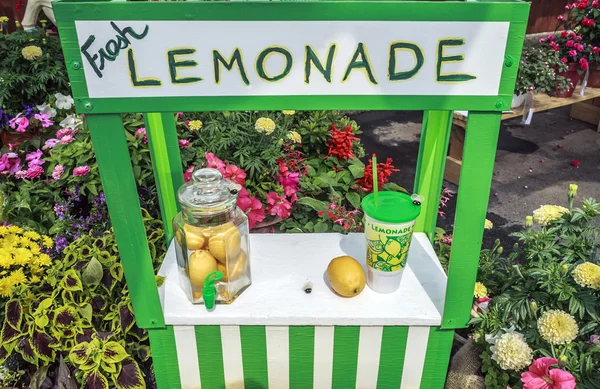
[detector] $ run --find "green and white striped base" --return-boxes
[150,325,454,389]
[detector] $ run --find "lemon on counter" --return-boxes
[184,223,208,250]
[189,250,218,288]
[208,222,241,263]
[326,255,366,297]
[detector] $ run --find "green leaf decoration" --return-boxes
[79,303,94,323]
[110,263,124,282]
[296,197,327,212]
[155,275,166,288]
[70,342,91,366]
[5,300,23,330]
[314,221,329,233]
[382,182,408,193]
[37,298,53,311]
[60,269,83,292]
[16,336,38,365]
[83,370,110,389]
[28,364,49,389]
[30,331,57,362]
[116,358,146,389]
[35,314,49,329]
[345,192,361,209]
[119,302,135,334]
[82,257,104,287]
[54,305,79,327]
[57,355,78,389]
[1,321,20,344]
[348,163,365,179]
[101,341,129,364]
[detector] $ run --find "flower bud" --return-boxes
[494,238,500,246]
[558,354,568,367]
[497,246,504,255]
[525,215,533,227]
[530,301,538,311]
[513,243,519,251]
[568,183,578,198]
[562,264,569,275]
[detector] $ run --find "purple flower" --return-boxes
[25,165,44,179]
[135,127,148,144]
[0,153,23,174]
[590,335,600,345]
[179,139,190,148]
[54,235,69,254]
[43,138,60,150]
[52,164,64,180]
[34,112,53,128]
[73,165,90,176]
[60,135,75,144]
[8,113,29,132]
[25,149,44,167]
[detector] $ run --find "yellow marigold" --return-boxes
[0,277,11,297]
[9,268,27,285]
[287,131,302,144]
[36,253,52,267]
[22,46,43,61]
[19,237,33,248]
[474,282,488,298]
[0,251,12,268]
[13,248,32,266]
[0,226,7,235]
[29,275,41,283]
[572,262,600,289]
[282,110,295,115]
[42,236,53,249]
[189,120,203,131]
[532,205,568,226]
[538,310,578,345]
[29,243,41,255]
[23,231,41,241]
[484,219,493,230]
[0,16,8,23]
[255,117,276,135]
[7,225,23,234]
[490,332,533,371]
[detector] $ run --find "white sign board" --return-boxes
[75,21,509,98]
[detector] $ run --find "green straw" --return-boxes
[372,154,378,206]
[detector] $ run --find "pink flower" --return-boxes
[0,153,22,174]
[561,31,569,38]
[521,357,576,389]
[60,135,74,144]
[266,192,292,219]
[583,17,595,27]
[178,139,190,148]
[575,43,585,51]
[56,128,73,138]
[135,127,148,144]
[284,185,298,203]
[594,0,599,7]
[280,171,300,189]
[547,34,555,41]
[73,165,90,176]
[14,170,27,179]
[25,165,44,179]
[576,35,583,41]
[550,42,560,51]
[205,152,226,173]
[236,188,266,229]
[566,3,572,9]
[8,113,29,132]
[184,165,195,183]
[539,38,546,43]
[43,138,59,150]
[25,150,44,167]
[223,164,246,186]
[580,57,589,70]
[558,15,564,21]
[561,57,569,63]
[34,113,53,128]
[589,334,600,345]
[593,46,600,54]
[569,31,577,38]
[569,50,577,57]
[566,40,574,48]
[52,165,64,180]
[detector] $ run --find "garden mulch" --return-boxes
[350,106,600,249]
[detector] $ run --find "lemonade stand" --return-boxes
[53,1,529,387]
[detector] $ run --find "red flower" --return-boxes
[583,17,595,27]
[236,188,265,229]
[579,57,589,70]
[356,157,399,193]
[561,31,569,38]
[550,42,560,51]
[547,34,555,41]
[265,192,292,219]
[566,40,574,48]
[575,43,586,51]
[327,124,359,160]
[593,0,599,7]
[539,38,546,44]
[521,358,576,389]
[561,57,568,63]
[571,160,580,167]
[558,15,564,21]
[568,49,577,57]
[593,46,600,54]
[183,165,194,183]
[223,164,246,186]
[577,1,587,9]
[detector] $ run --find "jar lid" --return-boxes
[361,191,422,223]
[178,168,241,214]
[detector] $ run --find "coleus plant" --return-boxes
[0,209,164,388]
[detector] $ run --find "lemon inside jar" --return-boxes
[208,222,241,263]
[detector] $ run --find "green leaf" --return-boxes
[116,359,146,389]
[314,222,329,233]
[382,182,408,193]
[296,197,327,212]
[346,192,361,209]
[38,298,53,310]
[28,364,49,389]
[57,355,78,389]
[5,300,22,330]
[102,341,129,364]
[82,257,104,287]
[348,163,365,179]
[60,269,83,292]
[83,370,109,389]
[79,304,94,324]
[155,275,166,288]
[35,314,49,329]
[70,342,91,365]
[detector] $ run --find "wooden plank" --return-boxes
[453,86,600,128]
[444,156,462,186]
[570,100,600,132]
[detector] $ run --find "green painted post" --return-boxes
[442,112,502,329]
[414,110,452,240]
[86,114,164,328]
[148,327,183,389]
[144,112,185,242]
[421,327,455,388]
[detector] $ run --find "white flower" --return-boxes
[55,93,74,110]
[486,327,533,371]
[36,103,57,118]
[59,114,82,129]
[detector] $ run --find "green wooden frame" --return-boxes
[54,0,529,336]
